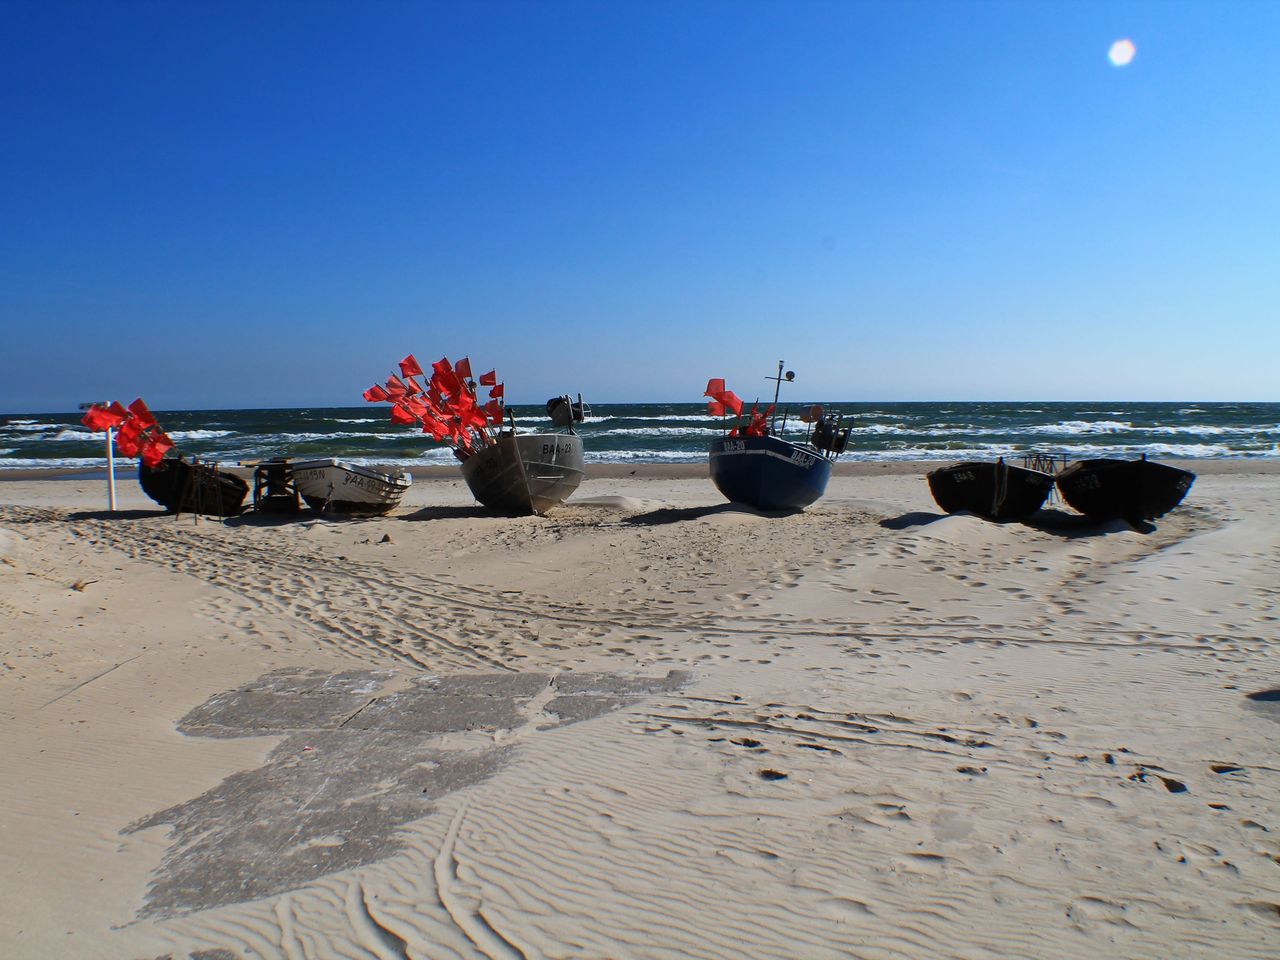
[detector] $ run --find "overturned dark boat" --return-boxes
[1055,456,1195,525]
[460,395,588,515]
[927,459,1055,521]
[706,364,847,512]
[139,455,249,516]
[290,458,412,515]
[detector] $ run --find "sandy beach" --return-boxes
[2,460,1278,959]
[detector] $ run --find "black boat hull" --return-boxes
[138,458,249,516]
[709,435,832,511]
[1055,458,1195,524]
[927,461,1055,521]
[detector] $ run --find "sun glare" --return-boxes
[1108,38,1137,67]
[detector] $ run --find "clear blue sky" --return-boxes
[2,0,1277,412]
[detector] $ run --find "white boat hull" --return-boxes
[459,433,584,515]
[290,459,412,515]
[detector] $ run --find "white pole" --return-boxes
[105,426,117,511]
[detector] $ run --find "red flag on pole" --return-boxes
[81,403,128,431]
[127,398,158,427]
[385,375,408,399]
[478,370,497,386]
[717,390,743,417]
[363,385,390,402]
[140,434,175,467]
[488,383,504,399]
[706,399,725,417]
[422,417,450,441]
[454,357,472,380]
[483,399,505,425]
[399,354,424,379]
[704,378,726,399]
[430,361,463,398]
[115,418,146,457]
[389,402,418,425]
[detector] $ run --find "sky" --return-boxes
[1,0,1277,412]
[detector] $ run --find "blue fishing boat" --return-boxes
[705,363,847,512]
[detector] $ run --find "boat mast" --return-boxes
[765,360,794,432]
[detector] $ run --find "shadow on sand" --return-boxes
[220,511,316,528]
[623,503,801,526]
[401,504,527,521]
[67,508,169,521]
[878,511,947,530]
[879,508,1146,537]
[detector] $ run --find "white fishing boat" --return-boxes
[289,458,412,515]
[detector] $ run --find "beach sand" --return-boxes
[1,461,1278,958]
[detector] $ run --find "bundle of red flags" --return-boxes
[365,354,505,457]
[704,378,774,437]
[80,398,176,468]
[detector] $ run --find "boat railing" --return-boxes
[1021,452,1064,504]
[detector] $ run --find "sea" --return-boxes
[1,401,1277,470]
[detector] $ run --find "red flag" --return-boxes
[399,354,424,379]
[704,378,726,399]
[140,434,174,468]
[363,385,390,402]
[389,402,418,425]
[405,396,429,418]
[452,386,474,411]
[430,359,463,398]
[403,377,422,397]
[717,390,743,417]
[422,417,450,441]
[81,403,128,431]
[744,403,775,437]
[488,383,504,400]
[454,357,472,380]
[478,370,497,386]
[706,400,725,417]
[385,375,408,399]
[483,399,505,425]
[127,397,158,427]
[115,418,146,457]
[420,393,446,421]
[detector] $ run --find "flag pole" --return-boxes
[106,426,117,512]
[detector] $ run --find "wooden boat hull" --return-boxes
[290,458,412,515]
[1055,458,1195,524]
[460,433,584,515]
[138,458,249,516]
[927,461,1055,521]
[709,435,832,511]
